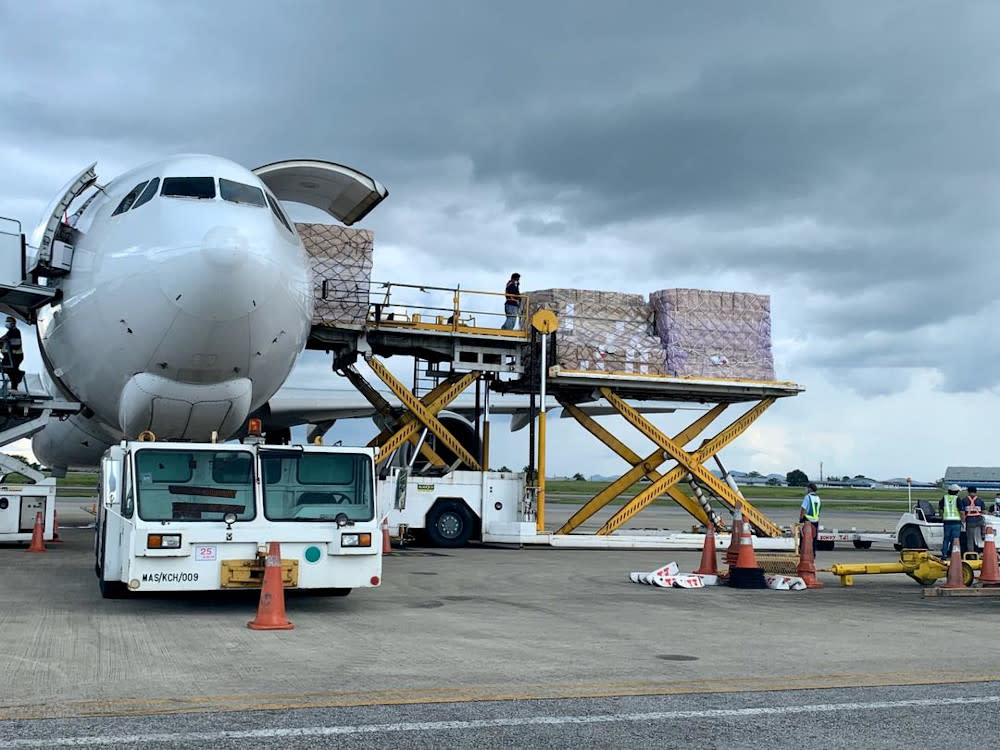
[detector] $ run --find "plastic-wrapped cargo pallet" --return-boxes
[528,289,668,375]
[649,288,775,381]
[296,223,374,326]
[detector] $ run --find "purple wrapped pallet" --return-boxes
[649,288,775,381]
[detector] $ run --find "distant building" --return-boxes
[877,477,937,489]
[741,474,780,486]
[817,478,876,489]
[943,467,1000,491]
[709,470,786,487]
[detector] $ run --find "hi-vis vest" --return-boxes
[804,493,821,522]
[965,497,983,517]
[942,495,960,522]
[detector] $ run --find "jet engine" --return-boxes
[32,413,118,477]
[386,410,483,474]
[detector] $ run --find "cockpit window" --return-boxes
[162,177,215,200]
[111,181,150,216]
[220,178,266,207]
[131,178,160,210]
[265,192,293,233]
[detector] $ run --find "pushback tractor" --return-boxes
[94,437,382,598]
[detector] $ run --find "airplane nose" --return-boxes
[201,226,249,269]
[157,221,305,322]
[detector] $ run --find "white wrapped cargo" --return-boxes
[297,222,374,326]
[529,288,667,375]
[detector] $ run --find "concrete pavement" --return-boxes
[1,525,998,726]
[2,683,999,748]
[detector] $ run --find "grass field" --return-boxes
[1,471,99,497]
[33,472,946,511]
[542,479,940,512]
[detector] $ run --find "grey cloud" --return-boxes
[515,217,571,238]
[4,1,1000,399]
[826,368,918,399]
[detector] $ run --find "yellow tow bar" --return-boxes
[829,549,980,587]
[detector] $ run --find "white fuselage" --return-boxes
[32,155,313,468]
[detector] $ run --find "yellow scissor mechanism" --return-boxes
[354,356,483,470]
[556,389,783,538]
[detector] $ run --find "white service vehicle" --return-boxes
[893,499,1000,551]
[380,468,534,547]
[95,439,381,598]
[0,454,57,544]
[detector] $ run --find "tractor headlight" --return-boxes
[147,533,182,549]
[341,533,371,547]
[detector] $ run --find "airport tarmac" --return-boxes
[1,508,998,747]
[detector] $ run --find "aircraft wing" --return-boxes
[265,386,679,432]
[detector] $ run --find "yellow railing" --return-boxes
[363,281,531,336]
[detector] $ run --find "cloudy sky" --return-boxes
[2,1,999,481]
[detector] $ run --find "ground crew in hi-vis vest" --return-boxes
[799,482,821,556]
[961,486,986,554]
[939,484,962,558]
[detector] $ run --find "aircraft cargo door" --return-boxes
[253,160,388,226]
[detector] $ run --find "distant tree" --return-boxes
[748,471,762,478]
[842,475,851,482]
[786,469,809,487]
[853,474,866,479]
[766,477,780,486]
[572,472,586,481]
[498,465,512,473]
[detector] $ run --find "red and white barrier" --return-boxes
[627,561,717,588]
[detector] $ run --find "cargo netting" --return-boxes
[297,222,373,326]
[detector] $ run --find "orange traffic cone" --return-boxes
[940,538,967,589]
[381,517,392,555]
[979,526,1000,587]
[728,521,766,589]
[694,523,719,576]
[796,522,823,589]
[247,542,293,630]
[51,510,62,543]
[725,504,743,568]
[26,511,45,553]
[734,521,758,568]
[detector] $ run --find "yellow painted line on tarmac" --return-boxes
[1,669,999,721]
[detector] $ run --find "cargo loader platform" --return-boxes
[306,279,804,544]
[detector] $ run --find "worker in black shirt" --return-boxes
[0,316,23,391]
[501,273,521,330]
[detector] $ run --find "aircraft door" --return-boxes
[29,163,97,278]
[100,453,125,582]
